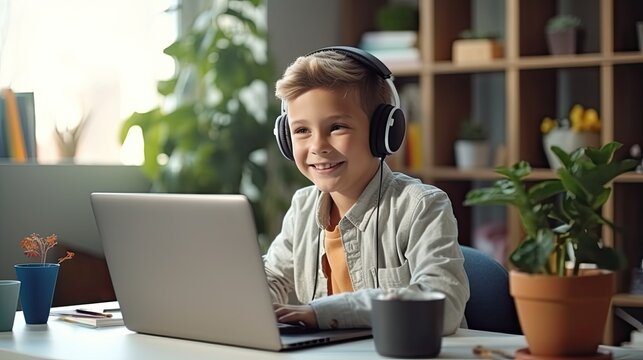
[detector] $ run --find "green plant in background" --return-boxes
[457,120,487,141]
[546,14,581,34]
[120,0,306,243]
[464,142,637,275]
[375,3,418,31]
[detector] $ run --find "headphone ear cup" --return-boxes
[370,104,406,157]
[275,113,294,161]
[370,104,390,157]
[387,107,406,154]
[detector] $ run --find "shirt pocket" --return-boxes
[375,260,411,289]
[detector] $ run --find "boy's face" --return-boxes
[287,88,380,201]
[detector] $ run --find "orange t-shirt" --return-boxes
[321,226,354,294]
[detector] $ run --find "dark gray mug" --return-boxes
[371,291,445,358]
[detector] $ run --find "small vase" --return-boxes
[542,129,600,169]
[14,263,59,324]
[547,28,577,55]
[454,140,490,169]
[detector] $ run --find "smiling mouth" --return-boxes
[311,162,343,170]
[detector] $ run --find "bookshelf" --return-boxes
[343,0,643,292]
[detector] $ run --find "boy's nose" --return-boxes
[310,135,331,155]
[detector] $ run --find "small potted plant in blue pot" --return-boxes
[15,233,74,325]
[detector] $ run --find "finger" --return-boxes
[278,311,303,324]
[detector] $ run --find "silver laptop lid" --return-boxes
[91,193,283,351]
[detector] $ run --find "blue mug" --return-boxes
[15,263,59,324]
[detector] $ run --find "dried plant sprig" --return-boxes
[19,233,74,264]
[57,251,75,264]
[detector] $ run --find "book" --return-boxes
[0,90,36,160]
[54,310,124,328]
[16,92,36,158]
[2,88,27,162]
[359,31,417,50]
[0,99,7,158]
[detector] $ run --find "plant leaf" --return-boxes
[510,229,556,274]
[528,180,564,203]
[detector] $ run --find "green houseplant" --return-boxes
[121,0,274,194]
[120,0,304,242]
[464,142,637,356]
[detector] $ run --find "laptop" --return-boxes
[90,192,371,351]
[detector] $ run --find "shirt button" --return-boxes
[329,319,339,329]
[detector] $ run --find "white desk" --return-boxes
[1,302,642,360]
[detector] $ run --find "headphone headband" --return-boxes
[306,46,400,109]
[307,46,393,79]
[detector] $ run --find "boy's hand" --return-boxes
[273,303,319,329]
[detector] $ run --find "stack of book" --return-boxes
[51,308,124,328]
[0,88,36,162]
[358,31,420,68]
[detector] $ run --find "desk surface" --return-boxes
[1,302,642,360]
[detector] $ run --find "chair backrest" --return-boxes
[461,245,522,334]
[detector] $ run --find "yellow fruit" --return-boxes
[570,115,583,131]
[569,104,584,124]
[583,108,600,132]
[541,117,556,134]
[589,119,601,131]
[583,108,599,122]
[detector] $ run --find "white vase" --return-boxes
[454,140,490,169]
[542,129,600,169]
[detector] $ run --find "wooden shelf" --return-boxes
[431,60,508,74]
[611,52,643,65]
[516,54,604,69]
[613,293,643,307]
[389,62,424,77]
[346,1,643,344]
[344,0,643,289]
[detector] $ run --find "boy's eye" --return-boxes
[331,124,346,131]
[293,127,309,135]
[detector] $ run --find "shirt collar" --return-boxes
[315,162,394,232]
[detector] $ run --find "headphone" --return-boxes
[273,46,406,161]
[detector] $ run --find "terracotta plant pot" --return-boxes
[509,270,614,357]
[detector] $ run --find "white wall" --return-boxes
[267,0,341,75]
[0,165,150,281]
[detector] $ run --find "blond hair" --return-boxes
[275,50,391,119]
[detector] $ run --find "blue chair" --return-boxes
[461,246,522,334]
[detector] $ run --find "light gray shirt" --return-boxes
[263,163,469,335]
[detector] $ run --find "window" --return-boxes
[0,0,178,164]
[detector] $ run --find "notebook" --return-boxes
[90,192,371,351]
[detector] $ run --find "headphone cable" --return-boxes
[311,227,321,302]
[375,157,384,289]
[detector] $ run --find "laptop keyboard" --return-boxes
[277,322,318,335]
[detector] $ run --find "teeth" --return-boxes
[315,163,337,170]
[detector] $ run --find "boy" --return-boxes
[264,46,469,335]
